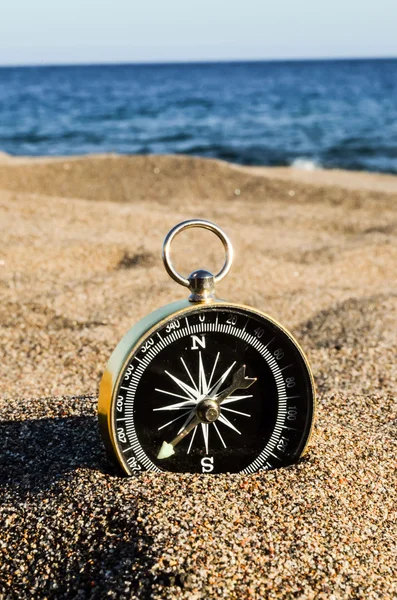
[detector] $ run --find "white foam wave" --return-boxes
[291,158,320,171]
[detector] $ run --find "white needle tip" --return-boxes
[157,441,175,460]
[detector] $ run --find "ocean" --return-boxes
[0,59,396,173]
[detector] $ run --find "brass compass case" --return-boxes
[98,220,316,475]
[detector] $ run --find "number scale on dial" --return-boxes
[111,306,313,474]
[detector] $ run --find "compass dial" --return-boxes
[110,305,315,475]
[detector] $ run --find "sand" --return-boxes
[0,153,396,598]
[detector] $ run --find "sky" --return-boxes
[0,0,396,66]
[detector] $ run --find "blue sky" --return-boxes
[0,0,396,66]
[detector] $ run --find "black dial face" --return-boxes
[112,306,315,474]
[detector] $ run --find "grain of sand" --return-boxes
[0,154,396,598]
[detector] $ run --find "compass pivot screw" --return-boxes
[196,398,220,423]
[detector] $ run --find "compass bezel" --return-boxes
[98,299,316,475]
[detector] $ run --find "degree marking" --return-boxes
[263,337,275,349]
[268,451,281,460]
[280,364,294,372]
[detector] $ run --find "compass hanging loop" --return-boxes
[162,219,234,302]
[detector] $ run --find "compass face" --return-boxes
[110,305,315,474]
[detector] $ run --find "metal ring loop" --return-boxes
[162,219,234,288]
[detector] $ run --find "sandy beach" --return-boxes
[1,153,396,598]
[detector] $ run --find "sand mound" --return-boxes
[297,294,397,349]
[0,153,396,209]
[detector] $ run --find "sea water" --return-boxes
[0,59,396,173]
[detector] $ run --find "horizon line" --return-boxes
[0,55,396,69]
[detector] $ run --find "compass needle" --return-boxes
[99,219,315,475]
[157,441,175,460]
[177,411,196,435]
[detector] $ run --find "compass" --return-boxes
[98,220,315,474]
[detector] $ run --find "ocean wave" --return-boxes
[290,158,321,171]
